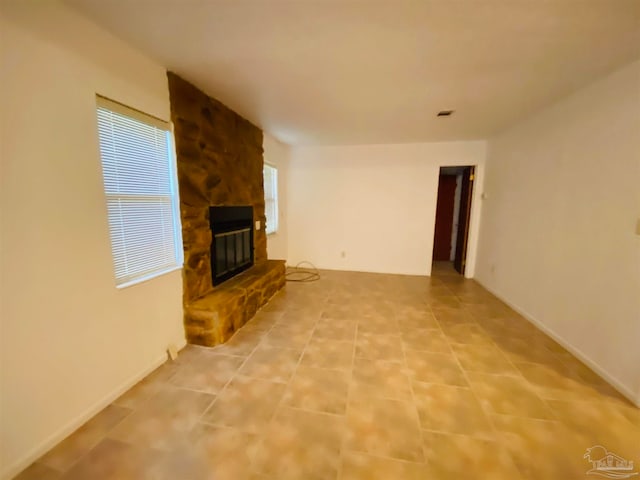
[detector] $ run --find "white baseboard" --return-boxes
[2,340,185,480]
[474,278,639,408]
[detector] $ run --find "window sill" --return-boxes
[116,264,183,289]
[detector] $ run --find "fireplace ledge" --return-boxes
[184,260,286,346]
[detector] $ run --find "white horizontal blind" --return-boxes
[96,96,182,286]
[263,164,278,235]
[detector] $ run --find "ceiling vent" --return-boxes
[437,110,454,117]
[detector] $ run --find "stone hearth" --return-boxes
[168,73,285,346]
[184,260,285,345]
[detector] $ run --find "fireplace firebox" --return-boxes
[209,206,254,286]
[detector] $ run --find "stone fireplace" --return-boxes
[168,73,285,346]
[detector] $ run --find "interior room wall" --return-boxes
[0,3,185,477]
[287,141,487,277]
[476,60,640,405]
[263,133,290,262]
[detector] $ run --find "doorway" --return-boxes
[432,166,475,275]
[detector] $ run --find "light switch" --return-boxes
[255,220,261,230]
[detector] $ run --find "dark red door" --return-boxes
[432,175,457,261]
[454,166,475,274]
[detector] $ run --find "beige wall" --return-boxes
[476,60,640,405]
[287,141,487,276]
[264,133,290,262]
[0,3,185,477]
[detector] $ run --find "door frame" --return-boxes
[429,163,483,278]
[453,166,475,274]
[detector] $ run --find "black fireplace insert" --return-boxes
[209,206,254,285]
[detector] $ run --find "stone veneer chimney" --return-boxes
[167,73,268,304]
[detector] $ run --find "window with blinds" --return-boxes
[263,164,278,235]
[95,96,182,287]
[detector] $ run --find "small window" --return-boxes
[263,164,278,235]
[95,96,182,287]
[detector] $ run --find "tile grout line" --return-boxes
[193,318,277,429]
[401,304,432,468]
[336,309,358,480]
[45,361,182,477]
[245,298,324,478]
[444,291,531,479]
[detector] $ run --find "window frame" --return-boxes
[263,163,279,235]
[95,95,183,288]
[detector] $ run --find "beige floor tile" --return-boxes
[404,350,468,386]
[238,344,301,383]
[490,414,592,480]
[60,438,163,480]
[514,361,618,401]
[535,335,570,354]
[467,306,513,322]
[491,335,566,366]
[301,337,354,370]
[441,323,493,345]
[29,266,637,480]
[355,331,404,362]
[608,397,640,428]
[429,296,462,308]
[276,310,319,329]
[546,399,640,459]
[340,451,429,480]
[156,450,251,480]
[108,386,213,450]
[261,324,312,350]
[173,344,205,365]
[396,309,440,331]
[253,407,344,479]
[413,382,495,439]
[39,405,131,471]
[467,372,555,420]
[432,306,476,325]
[154,424,260,480]
[476,315,536,334]
[282,366,349,414]
[201,375,285,433]
[401,329,451,353]
[170,352,244,394]
[13,463,61,480]
[452,343,519,375]
[242,311,281,333]
[555,352,620,386]
[346,395,424,462]
[215,330,262,356]
[423,431,524,479]
[113,363,176,409]
[321,304,365,320]
[351,357,413,401]
[313,317,358,341]
[356,316,400,335]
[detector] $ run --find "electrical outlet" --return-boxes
[341,251,346,258]
[255,220,261,231]
[636,218,640,236]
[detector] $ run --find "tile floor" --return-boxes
[16,264,640,479]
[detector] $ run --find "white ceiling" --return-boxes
[65,0,640,145]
